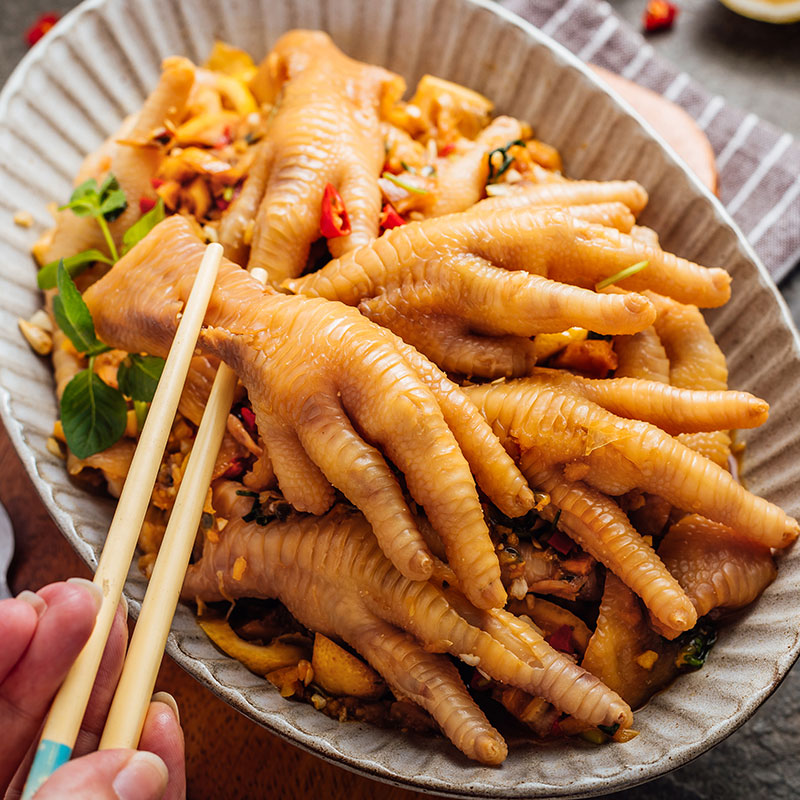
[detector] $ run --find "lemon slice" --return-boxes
[719,0,800,23]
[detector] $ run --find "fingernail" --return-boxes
[151,691,180,725]
[112,751,168,800]
[119,591,129,619]
[66,577,104,613]
[16,590,47,618]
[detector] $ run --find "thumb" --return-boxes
[33,749,168,800]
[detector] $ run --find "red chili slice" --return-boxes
[320,183,351,238]
[439,142,456,157]
[139,196,157,214]
[548,528,574,555]
[239,406,257,436]
[643,0,678,32]
[25,12,60,47]
[379,203,406,230]
[221,458,245,480]
[150,177,165,189]
[547,624,574,654]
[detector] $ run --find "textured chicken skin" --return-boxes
[245,30,401,281]
[43,57,195,263]
[286,205,731,377]
[82,216,537,608]
[648,291,732,467]
[182,507,633,763]
[658,515,777,617]
[465,380,799,549]
[614,326,671,383]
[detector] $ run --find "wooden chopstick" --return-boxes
[99,265,270,750]
[21,242,224,800]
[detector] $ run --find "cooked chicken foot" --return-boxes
[286,206,730,377]
[466,380,799,549]
[84,216,536,607]
[246,31,402,281]
[42,57,195,263]
[182,508,633,762]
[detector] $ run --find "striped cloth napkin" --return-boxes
[501,0,800,283]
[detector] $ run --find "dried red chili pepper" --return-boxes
[25,12,60,47]
[139,197,157,214]
[320,183,351,238]
[548,528,574,556]
[546,625,575,654]
[379,203,406,230]
[643,0,678,32]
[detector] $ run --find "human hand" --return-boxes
[1,580,185,799]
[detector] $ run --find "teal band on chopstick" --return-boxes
[21,739,72,799]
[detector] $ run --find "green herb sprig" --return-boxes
[58,175,128,262]
[54,261,165,459]
[381,171,429,195]
[595,260,649,292]
[486,139,525,183]
[675,618,717,670]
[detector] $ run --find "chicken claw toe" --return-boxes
[83,215,533,607]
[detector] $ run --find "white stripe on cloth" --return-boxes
[696,96,726,131]
[747,174,800,247]
[715,113,759,170]
[663,73,690,103]
[727,133,794,215]
[540,0,585,36]
[577,16,619,62]
[621,44,654,79]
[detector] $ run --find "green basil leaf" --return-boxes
[117,354,165,402]
[99,190,127,222]
[70,178,99,202]
[133,399,149,433]
[60,368,128,459]
[121,199,165,255]
[53,261,106,355]
[37,249,114,290]
[58,197,98,217]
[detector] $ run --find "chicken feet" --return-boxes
[465,378,798,549]
[243,30,402,281]
[182,507,633,763]
[83,216,535,607]
[286,205,730,377]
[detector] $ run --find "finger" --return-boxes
[73,600,129,755]
[0,595,42,683]
[31,749,167,800]
[0,580,101,788]
[139,697,185,800]
[7,599,128,798]
[295,392,434,582]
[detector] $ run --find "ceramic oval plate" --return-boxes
[1,0,799,796]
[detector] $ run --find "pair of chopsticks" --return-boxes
[23,245,268,797]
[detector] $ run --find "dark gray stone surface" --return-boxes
[1,2,798,798]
